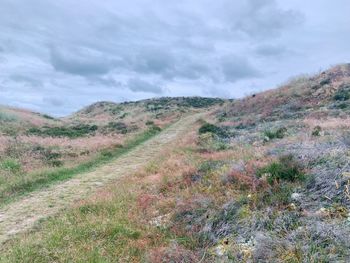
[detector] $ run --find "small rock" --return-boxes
[288,203,297,211]
[215,245,226,257]
[291,193,302,201]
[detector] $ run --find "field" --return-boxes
[1,65,350,262]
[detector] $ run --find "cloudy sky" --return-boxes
[0,0,349,116]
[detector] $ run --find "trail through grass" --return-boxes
[0,114,203,245]
[0,126,161,206]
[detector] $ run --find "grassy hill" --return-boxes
[0,97,223,204]
[1,65,350,262]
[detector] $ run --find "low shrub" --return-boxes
[264,127,287,140]
[312,125,322,136]
[257,155,304,185]
[149,125,162,133]
[42,114,55,120]
[198,123,228,138]
[106,122,128,134]
[197,133,228,152]
[146,120,154,126]
[28,124,98,138]
[333,85,350,101]
[320,78,331,86]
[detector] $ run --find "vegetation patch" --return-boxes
[198,122,229,138]
[0,111,17,122]
[333,85,350,101]
[257,155,305,185]
[0,159,21,173]
[0,126,162,205]
[263,127,287,140]
[28,124,98,138]
[312,125,322,136]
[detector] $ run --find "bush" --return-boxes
[42,114,55,120]
[320,78,331,86]
[28,124,98,138]
[106,122,128,134]
[149,125,162,132]
[198,123,228,138]
[257,155,304,185]
[197,133,228,152]
[334,85,350,101]
[264,127,287,140]
[312,126,322,136]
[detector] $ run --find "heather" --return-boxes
[2,66,350,262]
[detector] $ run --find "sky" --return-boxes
[0,0,349,116]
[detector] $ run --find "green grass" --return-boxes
[0,185,167,263]
[264,127,287,140]
[0,127,162,206]
[257,154,305,185]
[0,148,181,263]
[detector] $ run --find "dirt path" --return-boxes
[0,113,203,244]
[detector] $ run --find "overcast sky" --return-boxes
[0,0,349,116]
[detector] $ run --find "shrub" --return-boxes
[48,160,63,167]
[257,155,304,185]
[333,85,350,101]
[197,133,228,152]
[106,122,128,134]
[28,124,98,138]
[264,127,287,140]
[42,114,55,120]
[198,123,228,138]
[312,126,322,136]
[150,125,161,132]
[320,78,331,86]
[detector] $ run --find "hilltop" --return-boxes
[1,65,350,262]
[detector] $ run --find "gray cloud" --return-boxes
[43,96,65,107]
[0,0,349,115]
[50,47,117,76]
[255,44,289,57]
[9,74,43,87]
[229,0,304,38]
[128,78,163,94]
[221,56,260,82]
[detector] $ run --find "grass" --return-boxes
[0,179,169,263]
[257,155,305,185]
[0,128,193,263]
[0,126,162,206]
[0,111,17,122]
[264,127,287,140]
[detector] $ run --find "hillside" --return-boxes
[0,97,223,204]
[1,65,350,262]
